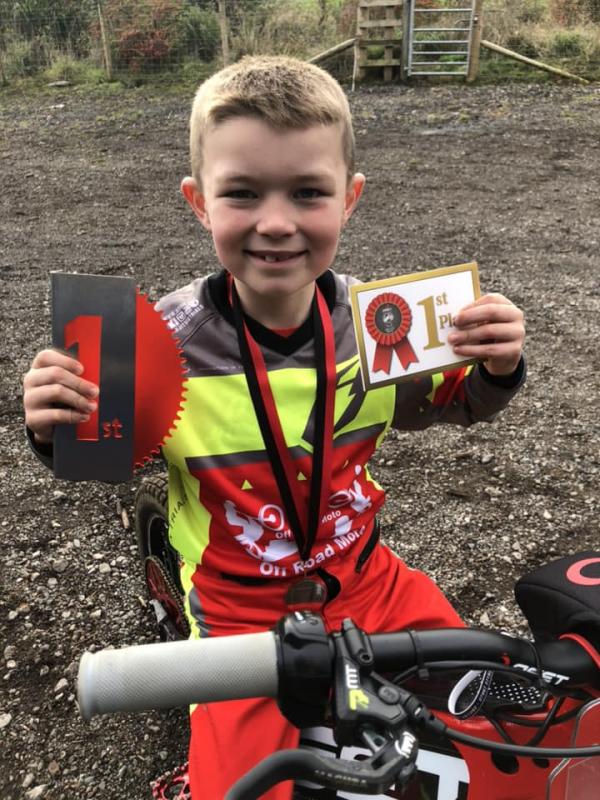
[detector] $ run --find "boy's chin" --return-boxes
[231,270,323,293]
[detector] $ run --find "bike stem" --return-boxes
[227,612,423,799]
[275,612,429,746]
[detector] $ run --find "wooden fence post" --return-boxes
[401,0,411,83]
[467,0,483,83]
[0,50,7,86]
[98,3,113,81]
[217,0,230,66]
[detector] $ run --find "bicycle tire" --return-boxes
[134,474,184,597]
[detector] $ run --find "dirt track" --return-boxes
[1,80,599,799]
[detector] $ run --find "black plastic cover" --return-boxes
[515,551,600,649]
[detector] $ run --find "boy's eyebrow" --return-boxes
[292,173,337,183]
[217,171,336,185]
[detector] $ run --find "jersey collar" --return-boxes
[208,269,337,355]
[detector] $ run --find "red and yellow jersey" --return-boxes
[158,270,523,583]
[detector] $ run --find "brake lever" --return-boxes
[333,618,416,744]
[225,733,418,800]
[311,728,418,795]
[328,619,422,794]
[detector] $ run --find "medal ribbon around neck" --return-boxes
[229,277,336,562]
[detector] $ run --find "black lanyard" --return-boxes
[229,279,336,561]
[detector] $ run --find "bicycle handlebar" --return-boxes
[78,631,278,720]
[77,616,600,799]
[78,620,598,721]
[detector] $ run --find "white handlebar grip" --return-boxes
[78,631,278,721]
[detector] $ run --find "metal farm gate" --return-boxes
[354,0,483,83]
[406,0,477,78]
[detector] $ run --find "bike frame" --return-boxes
[295,698,596,800]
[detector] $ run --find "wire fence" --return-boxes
[0,0,358,86]
[0,1,597,87]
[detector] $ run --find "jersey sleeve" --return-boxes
[391,357,526,430]
[26,425,54,469]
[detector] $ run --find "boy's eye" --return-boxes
[223,189,256,200]
[294,188,325,200]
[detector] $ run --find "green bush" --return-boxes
[0,33,51,80]
[551,0,600,24]
[176,6,220,61]
[549,30,585,56]
[229,0,339,59]
[1,0,94,57]
[43,53,105,84]
[517,0,547,24]
[1,37,36,80]
[179,56,215,84]
[506,33,539,58]
[588,0,600,22]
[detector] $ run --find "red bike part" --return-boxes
[144,556,190,639]
[134,291,187,468]
[151,761,190,800]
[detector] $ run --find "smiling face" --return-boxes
[182,116,364,327]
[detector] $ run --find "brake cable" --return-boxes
[524,696,564,747]
[395,659,600,757]
[480,696,566,747]
[416,702,600,758]
[497,699,589,727]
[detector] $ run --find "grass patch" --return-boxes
[477,48,600,84]
[43,56,105,86]
[477,53,554,84]
[549,30,586,57]
[0,59,216,100]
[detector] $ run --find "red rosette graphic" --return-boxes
[134,290,188,468]
[364,292,418,374]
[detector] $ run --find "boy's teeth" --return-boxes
[254,252,301,262]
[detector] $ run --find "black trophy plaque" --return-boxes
[51,272,136,483]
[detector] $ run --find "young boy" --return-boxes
[23,56,525,799]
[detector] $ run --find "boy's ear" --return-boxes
[343,173,366,223]
[181,177,211,231]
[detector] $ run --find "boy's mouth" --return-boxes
[245,250,306,263]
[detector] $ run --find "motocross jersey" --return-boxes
[157,270,524,583]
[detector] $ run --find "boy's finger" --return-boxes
[30,383,98,412]
[454,302,523,328]
[31,348,84,374]
[25,383,98,415]
[27,407,91,431]
[450,340,522,362]
[448,321,524,346]
[24,365,99,398]
[458,293,510,310]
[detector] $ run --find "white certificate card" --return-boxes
[350,262,481,389]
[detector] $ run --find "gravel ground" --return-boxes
[1,79,599,799]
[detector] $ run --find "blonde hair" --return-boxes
[189,55,355,185]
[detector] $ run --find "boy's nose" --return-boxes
[255,200,296,238]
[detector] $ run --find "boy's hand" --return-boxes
[23,349,99,444]
[448,294,525,377]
